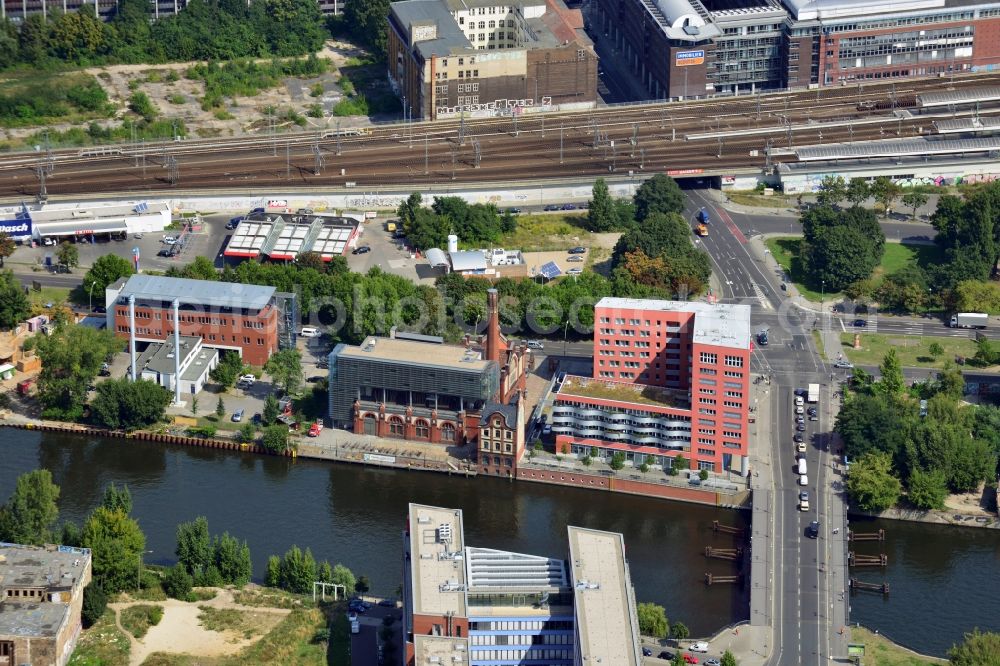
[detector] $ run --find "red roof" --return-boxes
[542,0,584,44]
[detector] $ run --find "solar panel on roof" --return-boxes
[539,261,562,279]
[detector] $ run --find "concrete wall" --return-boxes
[516,466,733,505]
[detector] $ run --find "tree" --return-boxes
[0,469,60,545]
[215,396,225,418]
[81,584,107,627]
[266,555,281,587]
[870,176,902,215]
[190,395,199,416]
[163,564,194,600]
[929,342,944,358]
[907,468,948,510]
[954,280,1000,315]
[209,350,244,389]
[609,451,626,470]
[0,232,15,267]
[699,468,709,481]
[633,174,684,221]
[343,0,391,55]
[587,178,619,232]
[800,205,885,292]
[0,270,30,330]
[673,453,687,472]
[721,650,738,666]
[128,91,157,121]
[672,654,685,666]
[671,621,689,640]
[236,422,256,444]
[355,575,371,594]
[331,563,356,595]
[264,348,304,396]
[90,378,171,430]
[879,349,905,395]
[56,241,79,270]
[636,602,668,638]
[816,175,847,208]
[975,336,997,366]
[318,560,333,583]
[261,424,289,453]
[846,451,901,512]
[295,251,325,272]
[948,629,1000,666]
[176,516,212,578]
[902,191,929,220]
[83,254,134,296]
[82,506,146,594]
[279,545,317,594]
[178,255,217,281]
[262,393,279,426]
[845,177,870,208]
[101,482,132,515]
[213,532,252,586]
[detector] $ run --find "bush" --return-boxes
[581,455,592,467]
[163,564,193,600]
[81,584,107,628]
[638,463,650,473]
[306,103,324,118]
[167,94,186,105]
[261,424,289,453]
[609,451,626,470]
[149,605,164,625]
[699,469,709,481]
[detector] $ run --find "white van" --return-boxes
[799,474,808,486]
[300,327,319,338]
[797,458,807,476]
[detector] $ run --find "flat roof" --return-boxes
[466,547,568,591]
[224,221,275,258]
[269,222,313,260]
[795,137,1000,162]
[0,542,91,638]
[135,336,211,378]
[311,224,354,259]
[558,375,686,409]
[567,526,641,666]
[338,336,492,372]
[450,250,488,272]
[596,297,751,350]
[121,275,275,311]
[30,201,168,224]
[408,504,467,618]
[781,0,947,20]
[413,636,470,666]
[918,85,1000,108]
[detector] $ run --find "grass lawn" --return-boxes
[766,238,941,304]
[841,333,983,369]
[811,330,827,360]
[851,627,946,666]
[27,286,74,308]
[197,606,266,640]
[220,607,328,666]
[119,604,163,639]
[493,213,590,252]
[727,191,794,209]
[67,609,131,666]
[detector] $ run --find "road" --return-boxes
[1,73,998,197]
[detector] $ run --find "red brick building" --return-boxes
[107,275,283,367]
[551,297,751,475]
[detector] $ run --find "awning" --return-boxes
[425,248,449,267]
[36,218,127,237]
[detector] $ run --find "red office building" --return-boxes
[551,297,752,475]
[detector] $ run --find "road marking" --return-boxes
[716,206,748,244]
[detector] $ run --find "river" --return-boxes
[2,430,997,655]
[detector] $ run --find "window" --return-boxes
[700,352,718,365]
[725,355,744,367]
[415,420,429,438]
[458,57,464,65]
[478,21,485,28]
[388,417,404,437]
[441,423,456,442]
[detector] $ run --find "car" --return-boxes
[797,441,807,453]
[658,652,675,661]
[568,246,586,254]
[250,207,265,214]
[794,388,807,397]
[316,359,329,369]
[377,598,396,607]
[348,600,367,613]
[505,207,522,215]
[231,409,244,423]
[795,415,805,424]
[347,612,358,623]
[162,236,178,244]
[683,655,699,664]
[157,248,171,257]
[308,421,324,437]
[796,423,806,431]
[705,660,721,666]
[799,490,810,511]
[567,267,583,275]
[252,413,262,425]
[92,305,106,314]
[834,359,854,369]
[689,642,709,653]
[757,332,769,346]
[807,520,820,538]
[99,362,111,377]
[542,424,552,436]
[239,374,256,385]
[567,255,584,262]
[853,319,867,327]
[793,433,804,443]
[300,327,319,337]
[226,216,244,229]
[561,203,577,210]
[807,407,818,416]
[352,245,371,254]
[526,340,544,349]
[49,264,70,274]
[795,405,804,415]
[642,647,652,657]
[543,204,561,211]
[795,395,804,406]
[42,237,55,246]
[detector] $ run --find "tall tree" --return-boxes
[870,176,902,215]
[262,393,279,425]
[816,175,847,208]
[56,241,79,270]
[879,349,905,395]
[101,482,133,515]
[83,254,134,296]
[0,269,30,330]
[907,468,948,510]
[331,563,356,596]
[0,469,60,546]
[948,629,1000,666]
[587,178,618,232]
[901,191,929,220]
[90,378,171,430]
[264,348,304,395]
[176,516,213,578]
[213,532,252,586]
[636,602,669,638]
[845,178,870,208]
[82,506,146,594]
[846,451,901,512]
[343,0,391,56]
[633,174,684,221]
[0,232,15,267]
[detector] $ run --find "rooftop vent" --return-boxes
[683,25,701,35]
[437,524,452,543]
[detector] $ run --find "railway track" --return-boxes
[1,73,999,197]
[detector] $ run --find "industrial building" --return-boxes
[550,297,751,475]
[402,503,642,666]
[223,210,362,262]
[106,275,296,368]
[328,289,530,458]
[135,335,219,396]
[594,0,1000,99]
[0,542,92,666]
[387,0,598,120]
[0,201,170,245]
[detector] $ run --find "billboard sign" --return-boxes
[0,205,32,239]
[676,50,705,66]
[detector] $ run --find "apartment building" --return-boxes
[401,503,642,666]
[551,297,751,474]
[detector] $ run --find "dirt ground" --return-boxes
[942,488,994,517]
[110,588,289,665]
[3,40,375,143]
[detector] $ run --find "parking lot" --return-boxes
[347,220,438,284]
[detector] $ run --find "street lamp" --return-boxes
[563,320,570,358]
[88,281,96,311]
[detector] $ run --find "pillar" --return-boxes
[172,299,181,405]
[128,295,136,382]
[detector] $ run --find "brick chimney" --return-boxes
[485,288,501,364]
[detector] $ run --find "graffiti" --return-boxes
[346,194,405,209]
[436,97,553,119]
[957,173,1000,185]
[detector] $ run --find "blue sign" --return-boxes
[0,205,32,239]
[676,50,705,66]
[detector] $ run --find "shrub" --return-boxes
[581,455,592,467]
[168,94,186,105]
[163,564,193,600]
[699,469,709,481]
[81,584,107,628]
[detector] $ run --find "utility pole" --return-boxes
[286,142,291,180]
[312,141,324,176]
[451,146,457,180]
[472,138,481,168]
[165,155,178,186]
[424,134,429,175]
[141,138,146,179]
[559,123,564,164]
[459,110,466,146]
[512,107,519,137]
[336,121,343,156]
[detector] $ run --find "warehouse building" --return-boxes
[0,201,170,245]
[223,211,362,262]
[402,503,642,666]
[0,542,92,666]
[594,0,1000,99]
[387,0,598,120]
[106,275,297,367]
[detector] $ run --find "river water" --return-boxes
[1,431,997,655]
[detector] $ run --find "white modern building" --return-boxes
[0,201,170,244]
[134,335,219,396]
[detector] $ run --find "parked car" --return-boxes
[561,203,577,211]
[352,245,371,254]
[157,248,171,257]
[231,409,244,422]
[807,407,818,416]
[505,207,522,215]
[658,652,675,661]
[308,421,324,437]
[226,216,244,229]
[300,327,319,337]
[162,235,178,244]
[567,267,583,275]
[526,340,544,349]
[799,491,810,511]
[793,433,804,443]
[689,642,709,653]
[99,362,111,377]
[683,655,699,664]
[834,359,854,369]
[797,441,807,453]
[543,204,561,211]
[238,374,256,385]
[92,305,106,313]
[542,424,552,436]
[795,405,804,415]
[705,659,721,666]
[568,246,586,254]
[42,237,55,246]
[567,256,584,262]
[796,423,806,432]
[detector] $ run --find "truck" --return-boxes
[950,312,988,329]
[385,220,397,233]
[695,223,709,237]
[807,383,819,403]
[696,208,710,224]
